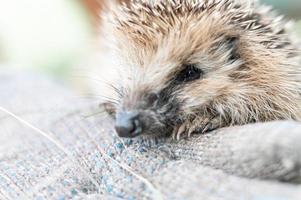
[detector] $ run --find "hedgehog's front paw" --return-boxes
[172,117,221,140]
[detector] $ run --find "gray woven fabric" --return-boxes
[0,71,301,200]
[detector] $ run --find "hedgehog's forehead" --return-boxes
[114,12,231,68]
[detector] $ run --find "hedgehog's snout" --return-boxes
[115,111,142,138]
[114,92,161,138]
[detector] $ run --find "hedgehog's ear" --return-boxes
[223,35,240,62]
[99,102,116,119]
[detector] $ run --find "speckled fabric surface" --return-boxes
[0,72,301,200]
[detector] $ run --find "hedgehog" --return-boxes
[91,0,301,140]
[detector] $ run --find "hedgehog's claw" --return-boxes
[178,123,188,140]
[173,123,186,141]
[171,123,188,140]
[202,117,221,133]
[171,125,179,140]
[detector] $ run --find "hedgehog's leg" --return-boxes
[172,117,221,140]
[187,117,217,136]
[171,118,207,140]
[192,117,222,134]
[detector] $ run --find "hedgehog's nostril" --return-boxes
[115,111,142,138]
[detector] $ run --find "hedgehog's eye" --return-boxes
[175,64,203,83]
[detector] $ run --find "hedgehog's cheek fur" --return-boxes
[135,110,174,137]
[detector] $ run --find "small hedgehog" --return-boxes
[92,0,301,140]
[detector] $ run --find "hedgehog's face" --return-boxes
[102,17,245,138]
[98,1,299,138]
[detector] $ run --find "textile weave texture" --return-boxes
[0,72,301,200]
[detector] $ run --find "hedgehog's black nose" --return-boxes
[115,111,142,138]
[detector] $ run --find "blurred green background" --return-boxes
[0,0,300,79]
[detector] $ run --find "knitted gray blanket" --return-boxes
[0,72,301,200]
